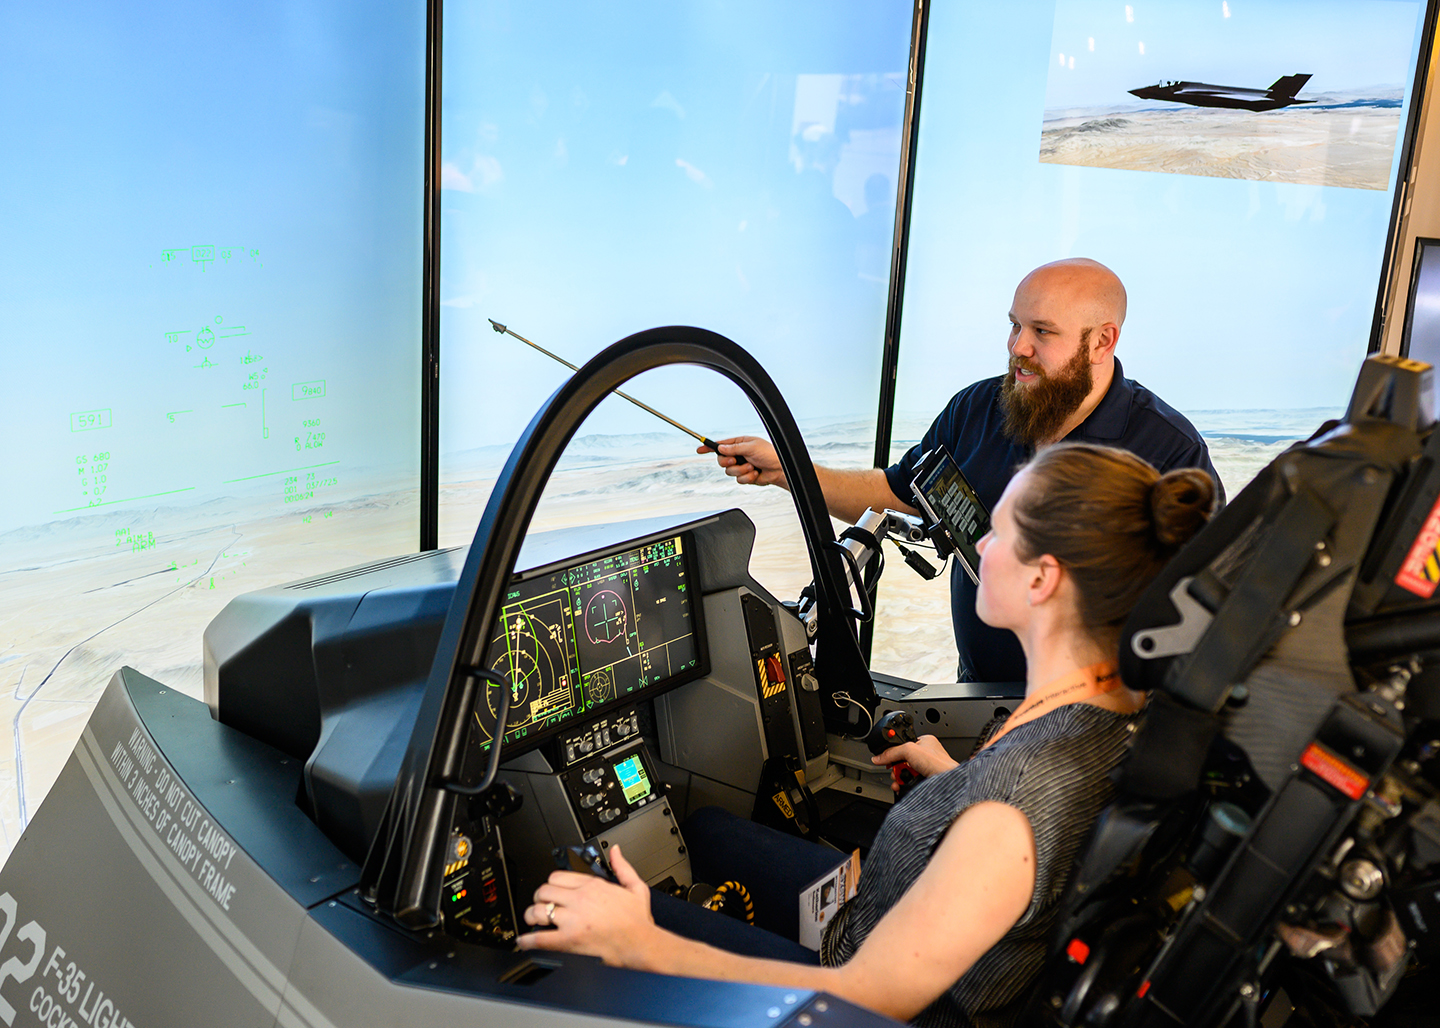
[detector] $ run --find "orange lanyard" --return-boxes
[982,661,1124,750]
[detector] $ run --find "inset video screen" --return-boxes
[470,534,702,751]
[893,0,1427,435]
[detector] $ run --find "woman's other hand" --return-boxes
[517,845,661,969]
[871,734,959,781]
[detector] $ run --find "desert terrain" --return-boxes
[0,418,1310,867]
[1040,96,1403,189]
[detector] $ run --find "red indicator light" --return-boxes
[1300,742,1368,800]
[1138,981,1151,998]
[1065,938,1090,964]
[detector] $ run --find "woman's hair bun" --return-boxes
[1016,444,1217,639]
[1150,468,1216,550]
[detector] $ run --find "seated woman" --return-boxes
[517,443,1215,1028]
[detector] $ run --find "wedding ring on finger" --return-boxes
[546,901,557,924]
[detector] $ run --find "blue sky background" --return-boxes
[2,0,1428,535]
[893,0,1427,422]
[437,1,912,463]
[1046,0,1418,108]
[0,0,424,536]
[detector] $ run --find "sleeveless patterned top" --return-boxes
[820,703,1139,1028]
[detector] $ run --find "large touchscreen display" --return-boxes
[470,534,701,752]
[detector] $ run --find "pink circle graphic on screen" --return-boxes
[584,590,628,644]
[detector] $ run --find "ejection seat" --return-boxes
[1022,354,1440,1028]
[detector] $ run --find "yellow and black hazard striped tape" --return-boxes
[703,881,755,924]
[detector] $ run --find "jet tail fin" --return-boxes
[1267,73,1312,98]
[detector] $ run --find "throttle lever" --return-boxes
[554,843,618,883]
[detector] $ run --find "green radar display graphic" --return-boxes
[467,534,696,754]
[487,614,542,728]
[476,598,578,745]
[585,668,615,705]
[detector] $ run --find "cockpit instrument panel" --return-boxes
[462,532,705,763]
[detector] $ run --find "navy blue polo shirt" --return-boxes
[883,358,1222,684]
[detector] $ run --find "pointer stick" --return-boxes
[489,319,722,452]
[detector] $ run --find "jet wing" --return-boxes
[1129,78,1315,111]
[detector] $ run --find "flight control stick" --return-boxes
[867,710,920,797]
[555,843,618,882]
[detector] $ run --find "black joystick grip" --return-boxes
[867,710,918,755]
[868,711,921,799]
[555,843,617,882]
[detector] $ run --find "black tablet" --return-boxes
[909,447,990,584]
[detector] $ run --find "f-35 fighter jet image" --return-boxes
[1129,73,1314,111]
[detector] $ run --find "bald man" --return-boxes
[707,258,1221,683]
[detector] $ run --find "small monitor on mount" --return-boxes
[910,446,990,585]
[1402,236,1440,369]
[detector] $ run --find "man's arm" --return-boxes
[518,802,1035,1023]
[702,436,917,525]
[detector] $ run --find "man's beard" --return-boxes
[999,339,1094,448]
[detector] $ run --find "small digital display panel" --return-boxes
[912,447,990,584]
[613,755,652,806]
[469,534,701,754]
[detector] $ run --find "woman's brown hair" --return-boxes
[1011,443,1215,644]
